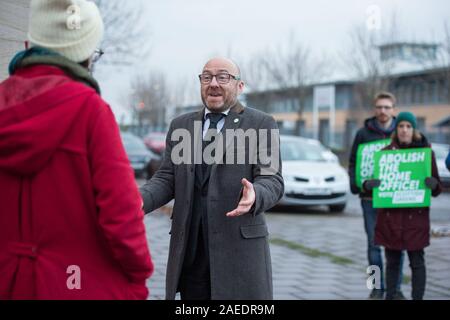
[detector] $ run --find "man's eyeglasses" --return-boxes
[198,72,241,84]
[375,105,393,110]
[91,48,104,64]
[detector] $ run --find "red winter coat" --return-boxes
[374,138,442,251]
[0,65,153,299]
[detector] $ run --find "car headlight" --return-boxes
[283,175,296,182]
[335,173,347,183]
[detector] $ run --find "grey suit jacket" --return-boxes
[140,101,284,299]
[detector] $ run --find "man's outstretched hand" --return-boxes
[226,178,256,217]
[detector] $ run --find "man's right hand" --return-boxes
[363,179,381,191]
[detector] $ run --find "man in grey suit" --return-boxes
[140,57,284,300]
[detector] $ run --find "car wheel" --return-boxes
[329,204,346,213]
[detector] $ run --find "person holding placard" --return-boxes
[348,92,405,299]
[365,111,442,300]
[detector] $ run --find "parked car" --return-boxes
[431,142,450,188]
[121,132,160,179]
[306,138,339,163]
[143,132,166,155]
[277,135,350,212]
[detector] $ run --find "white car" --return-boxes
[431,142,450,188]
[278,135,350,212]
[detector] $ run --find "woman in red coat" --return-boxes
[366,112,442,300]
[0,0,153,299]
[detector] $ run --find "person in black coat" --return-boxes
[366,111,442,300]
[348,92,405,299]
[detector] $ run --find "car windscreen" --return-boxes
[432,144,449,160]
[121,134,148,153]
[281,140,326,161]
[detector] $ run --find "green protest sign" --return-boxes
[355,139,391,189]
[373,148,432,208]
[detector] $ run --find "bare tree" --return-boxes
[241,56,273,92]
[128,72,170,133]
[346,25,390,116]
[342,12,399,119]
[442,22,450,65]
[244,33,330,134]
[93,0,151,67]
[172,76,201,107]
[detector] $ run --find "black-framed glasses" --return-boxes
[375,105,393,110]
[198,72,241,84]
[91,48,104,64]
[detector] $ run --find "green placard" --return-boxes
[355,139,391,189]
[373,148,432,208]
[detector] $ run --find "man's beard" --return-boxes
[202,97,237,113]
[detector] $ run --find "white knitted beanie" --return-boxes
[28,0,104,63]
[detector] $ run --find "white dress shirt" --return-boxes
[202,108,230,139]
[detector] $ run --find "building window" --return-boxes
[297,119,305,136]
[345,120,358,148]
[396,85,405,106]
[430,80,438,103]
[319,119,330,146]
[413,83,423,105]
[290,98,298,112]
[427,81,435,104]
[405,85,411,105]
[417,117,426,133]
[438,79,446,103]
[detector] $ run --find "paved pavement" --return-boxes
[143,190,450,300]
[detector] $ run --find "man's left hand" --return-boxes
[226,178,256,217]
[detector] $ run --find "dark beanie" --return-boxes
[396,111,417,129]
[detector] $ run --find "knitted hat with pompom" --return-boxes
[28,0,104,63]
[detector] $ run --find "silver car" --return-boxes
[432,143,450,188]
[278,136,350,212]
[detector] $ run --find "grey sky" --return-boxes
[97,0,450,123]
